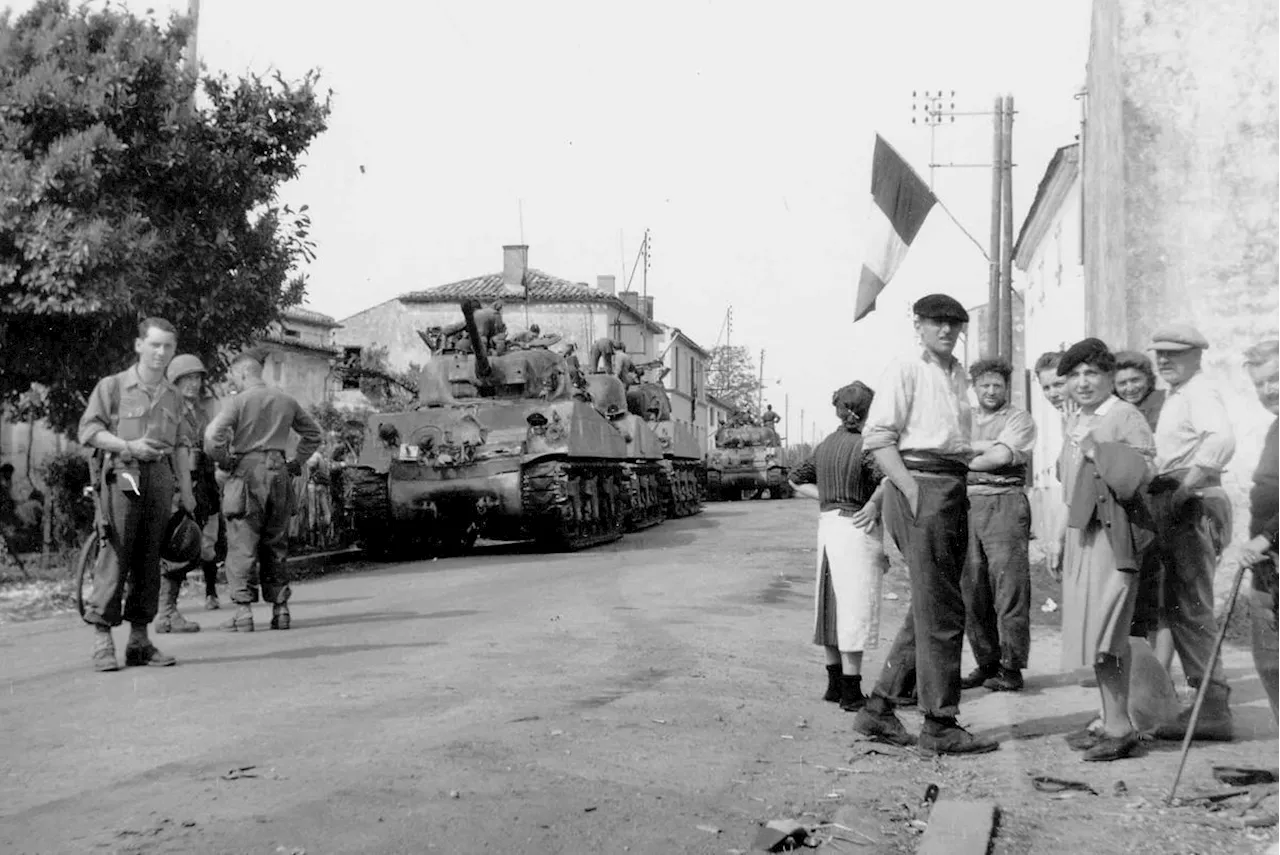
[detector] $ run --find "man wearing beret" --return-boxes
[852,294,998,755]
[1145,324,1237,741]
[205,349,323,633]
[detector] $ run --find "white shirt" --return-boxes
[1154,370,1236,473]
[863,349,972,458]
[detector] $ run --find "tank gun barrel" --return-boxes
[461,299,493,380]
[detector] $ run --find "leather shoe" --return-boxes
[1082,731,1139,762]
[961,665,998,690]
[918,720,1000,756]
[984,667,1024,692]
[271,603,291,630]
[124,642,176,667]
[92,639,119,672]
[852,708,916,746]
[221,606,254,632]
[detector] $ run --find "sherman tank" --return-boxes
[582,374,668,531]
[704,423,793,501]
[625,380,703,518]
[347,299,638,556]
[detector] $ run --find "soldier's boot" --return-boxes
[1154,683,1234,742]
[92,626,119,672]
[271,603,291,631]
[220,605,255,632]
[203,562,221,610]
[154,576,200,633]
[124,623,176,667]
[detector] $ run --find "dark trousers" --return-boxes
[1150,488,1231,692]
[870,472,969,719]
[224,453,292,605]
[84,461,174,628]
[588,342,615,375]
[961,491,1031,671]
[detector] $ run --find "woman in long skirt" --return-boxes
[1056,339,1156,762]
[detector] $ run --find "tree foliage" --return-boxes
[706,345,762,419]
[0,0,331,433]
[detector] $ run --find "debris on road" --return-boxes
[449,790,460,799]
[916,800,998,855]
[221,765,258,781]
[752,818,809,852]
[584,806,597,813]
[651,718,667,724]
[695,824,721,834]
[1213,767,1279,787]
[1031,776,1099,796]
[1041,597,1059,613]
[1114,780,1128,797]
[793,718,807,729]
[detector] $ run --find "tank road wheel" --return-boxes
[524,459,625,551]
[663,461,703,519]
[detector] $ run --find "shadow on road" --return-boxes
[183,640,444,665]
[295,609,482,629]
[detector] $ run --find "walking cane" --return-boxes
[1165,552,1271,805]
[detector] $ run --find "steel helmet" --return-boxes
[166,354,208,383]
[160,509,203,564]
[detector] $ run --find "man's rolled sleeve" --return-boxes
[77,378,115,446]
[995,409,1037,466]
[292,404,324,464]
[1189,390,1236,471]
[862,362,911,452]
[204,398,236,463]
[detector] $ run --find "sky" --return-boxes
[11,0,1093,440]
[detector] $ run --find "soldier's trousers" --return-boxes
[961,491,1032,671]
[224,451,292,605]
[84,460,174,628]
[588,343,614,375]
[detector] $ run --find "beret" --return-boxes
[832,381,875,418]
[1058,337,1113,376]
[913,293,969,323]
[1149,323,1209,351]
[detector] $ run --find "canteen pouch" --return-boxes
[221,476,248,519]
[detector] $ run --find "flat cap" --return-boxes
[1058,337,1114,376]
[1149,323,1209,351]
[913,293,969,323]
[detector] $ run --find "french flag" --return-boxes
[854,136,937,322]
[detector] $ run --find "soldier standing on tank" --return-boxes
[589,337,625,375]
[165,354,225,615]
[78,318,197,672]
[205,350,323,633]
[761,404,780,428]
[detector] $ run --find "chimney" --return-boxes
[618,290,641,313]
[643,296,654,320]
[596,274,616,295]
[502,245,528,292]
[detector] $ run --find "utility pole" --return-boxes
[784,393,789,448]
[183,0,200,117]
[999,95,1016,361]
[641,228,650,306]
[911,89,956,189]
[800,408,805,448]
[987,96,1003,358]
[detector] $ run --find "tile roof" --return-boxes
[282,306,340,328]
[400,268,663,332]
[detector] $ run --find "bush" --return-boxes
[38,451,94,549]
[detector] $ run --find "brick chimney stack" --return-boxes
[596,275,616,295]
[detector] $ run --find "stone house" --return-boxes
[654,324,712,454]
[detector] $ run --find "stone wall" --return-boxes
[1085,0,1280,573]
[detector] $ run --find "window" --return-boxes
[341,346,362,390]
[282,327,301,339]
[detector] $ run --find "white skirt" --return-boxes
[812,510,887,652]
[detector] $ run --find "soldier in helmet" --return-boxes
[77,318,197,671]
[165,353,225,618]
[205,349,323,632]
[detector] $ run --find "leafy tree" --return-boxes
[0,0,331,433]
[706,345,762,419]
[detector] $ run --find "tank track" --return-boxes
[705,469,723,502]
[622,461,665,532]
[522,458,625,550]
[342,466,397,558]
[663,460,703,518]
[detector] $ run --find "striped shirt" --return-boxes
[791,428,880,512]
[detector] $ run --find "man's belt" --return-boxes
[901,452,969,477]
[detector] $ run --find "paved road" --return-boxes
[2,500,1275,855]
[2,501,828,854]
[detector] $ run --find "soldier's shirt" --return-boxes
[205,380,322,463]
[78,365,194,451]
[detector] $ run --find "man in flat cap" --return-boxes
[1145,324,1237,741]
[205,349,323,633]
[852,294,998,755]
